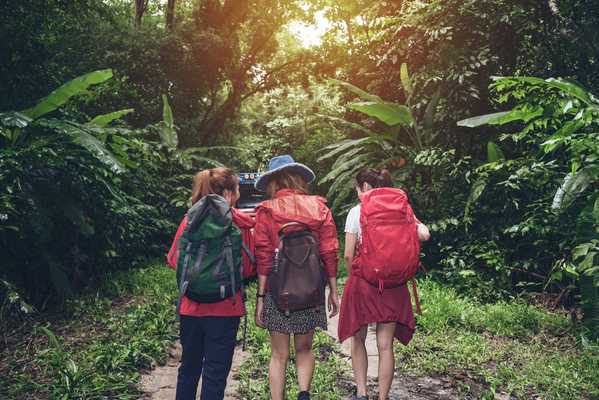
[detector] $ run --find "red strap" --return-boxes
[411,279,421,315]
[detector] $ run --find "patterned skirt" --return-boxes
[262,293,327,334]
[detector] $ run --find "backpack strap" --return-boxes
[411,278,421,315]
[223,235,236,305]
[190,242,208,280]
[176,241,194,316]
[241,242,255,265]
[278,221,311,237]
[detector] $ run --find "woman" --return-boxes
[166,167,255,400]
[253,155,340,400]
[338,168,430,400]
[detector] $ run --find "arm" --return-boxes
[417,223,431,242]
[166,217,187,269]
[319,208,339,278]
[253,208,272,328]
[319,207,340,317]
[344,232,358,275]
[254,207,274,277]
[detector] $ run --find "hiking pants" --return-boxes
[175,315,240,400]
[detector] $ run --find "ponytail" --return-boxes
[191,167,238,204]
[355,168,393,189]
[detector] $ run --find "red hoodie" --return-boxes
[167,208,255,317]
[254,189,339,280]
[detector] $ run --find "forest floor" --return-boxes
[2,261,597,400]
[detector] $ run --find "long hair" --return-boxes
[355,168,393,189]
[266,169,309,198]
[191,167,238,205]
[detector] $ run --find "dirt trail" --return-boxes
[138,341,248,400]
[325,300,487,400]
[138,304,509,399]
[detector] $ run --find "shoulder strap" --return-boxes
[278,221,311,237]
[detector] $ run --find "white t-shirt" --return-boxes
[344,203,423,241]
[345,204,362,239]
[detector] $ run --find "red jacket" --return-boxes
[254,189,339,279]
[167,208,255,317]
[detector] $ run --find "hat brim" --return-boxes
[255,163,316,192]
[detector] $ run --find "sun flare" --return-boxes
[288,11,331,48]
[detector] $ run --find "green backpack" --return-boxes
[176,194,250,313]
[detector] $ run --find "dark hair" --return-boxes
[355,168,393,189]
[191,167,239,204]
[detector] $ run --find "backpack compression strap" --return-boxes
[176,242,207,316]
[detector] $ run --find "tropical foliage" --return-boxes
[2,0,599,398]
[0,70,215,312]
[458,76,599,336]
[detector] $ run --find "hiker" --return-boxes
[166,167,255,400]
[253,155,340,400]
[338,168,430,400]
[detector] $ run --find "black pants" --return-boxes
[175,315,240,400]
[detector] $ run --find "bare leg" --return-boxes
[269,331,290,400]
[376,322,397,400]
[351,326,368,397]
[294,330,315,392]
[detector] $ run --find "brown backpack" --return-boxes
[269,222,326,316]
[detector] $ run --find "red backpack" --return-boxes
[355,188,421,291]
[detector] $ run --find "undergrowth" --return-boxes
[396,279,599,399]
[1,261,178,400]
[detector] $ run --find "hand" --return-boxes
[255,298,265,328]
[327,290,339,318]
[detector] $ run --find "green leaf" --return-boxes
[329,79,383,102]
[552,167,597,211]
[158,95,178,149]
[423,89,441,131]
[163,94,174,128]
[87,109,134,127]
[457,111,510,128]
[400,63,412,96]
[493,76,596,105]
[464,177,488,221]
[348,101,414,127]
[492,107,543,125]
[40,120,125,173]
[316,114,380,137]
[0,112,32,129]
[487,141,505,162]
[541,119,585,153]
[22,69,113,120]
[317,137,372,163]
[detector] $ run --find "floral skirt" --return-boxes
[262,293,327,334]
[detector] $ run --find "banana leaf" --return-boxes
[487,142,505,162]
[400,63,412,97]
[348,101,414,127]
[87,109,134,127]
[329,79,383,102]
[23,69,113,120]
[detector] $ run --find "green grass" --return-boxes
[396,279,599,399]
[3,261,596,400]
[237,284,351,399]
[1,261,179,400]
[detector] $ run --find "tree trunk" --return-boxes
[134,0,149,29]
[166,0,176,30]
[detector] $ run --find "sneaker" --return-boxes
[297,391,310,400]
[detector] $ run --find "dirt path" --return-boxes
[138,341,248,400]
[325,298,479,400]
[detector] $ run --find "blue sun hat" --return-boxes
[255,155,316,192]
